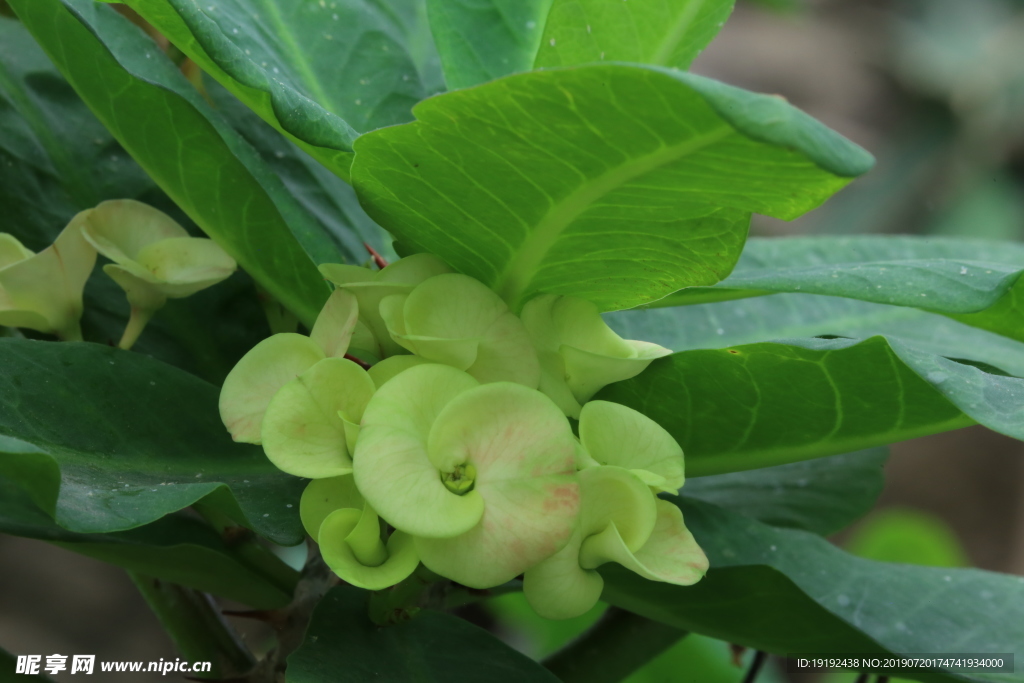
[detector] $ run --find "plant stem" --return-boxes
[129,572,255,679]
[368,565,437,625]
[542,608,688,683]
[743,651,767,683]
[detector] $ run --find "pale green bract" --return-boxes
[521,294,672,417]
[217,254,705,613]
[0,214,97,341]
[81,199,237,349]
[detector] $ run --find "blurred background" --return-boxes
[2,0,1023,680]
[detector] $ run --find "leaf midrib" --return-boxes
[496,123,733,308]
[649,0,708,67]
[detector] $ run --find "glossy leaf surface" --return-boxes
[352,64,873,312]
[683,448,888,535]
[287,585,561,682]
[122,0,437,178]
[0,476,295,607]
[536,0,735,70]
[602,497,1024,683]
[9,0,331,325]
[654,236,1024,342]
[0,339,304,544]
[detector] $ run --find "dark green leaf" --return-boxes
[0,339,304,544]
[287,585,561,682]
[123,0,438,176]
[352,64,873,311]
[652,236,1024,343]
[535,0,735,70]
[602,497,1024,683]
[0,476,295,607]
[9,0,331,325]
[426,0,552,89]
[608,291,1024,379]
[597,336,981,476]
[683,448,888,535]
[0,15,272,383]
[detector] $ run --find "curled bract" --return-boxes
[0,216,96,341]
[380,273,541,387]
[219,288,364,444]
[520,295,671,417]
[320,253,452,360]
[300,476,419,591]
[81,199,236,349]
[354,364,579,588]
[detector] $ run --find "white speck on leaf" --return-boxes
[263,513,270,518]
[716,328,724,335]
[837,594,851,607]
[526,20,537,29]
[960,267,968,275]
[550,38,556,46]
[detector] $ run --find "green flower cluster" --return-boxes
[219,255,708,619]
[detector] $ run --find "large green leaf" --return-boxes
[0,476,295,607]
[426,0,552,90]
[0,339,304,545]
[287,585,561,682]
[596,335,985,476]
[122,0,439,178]
[602,497,1024,683]
[9,0,332,325]
[652,236,1024,342]
[535,0,735,70]
[352,65,873,312]
[684,448,888,536]
[609,291,1024,379]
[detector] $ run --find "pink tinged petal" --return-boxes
[580,499,708,586]
[310,288,359,358]
[0,215,97,339]
[579,401,685,492]
[523,528,604,620]
[318,508,420,591]
[522,466,657,619]
[354,365,482,538]
[417,383,580,587]
[299,475,364,539]
[261,358,374,478]
[416,472,579,588]
[218,333,325,444]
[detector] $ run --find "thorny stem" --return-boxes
[542,607,688,683]
[129,573,255,680]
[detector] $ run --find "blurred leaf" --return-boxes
[596,336,977,476]
[535,0,735,70]
[602,497,1024,683]
[0,476,295,607]
[353,65,873,312]
[123,0,437,178]
[9,0,332,325]
[652,236,1024,343]
[931,173,1024,241]
[287,585,561,682]
[488,592,606,658]
[0,339,304,544]
[845,508,970,568]
[683,448,888,535]
[426,0,551,90]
